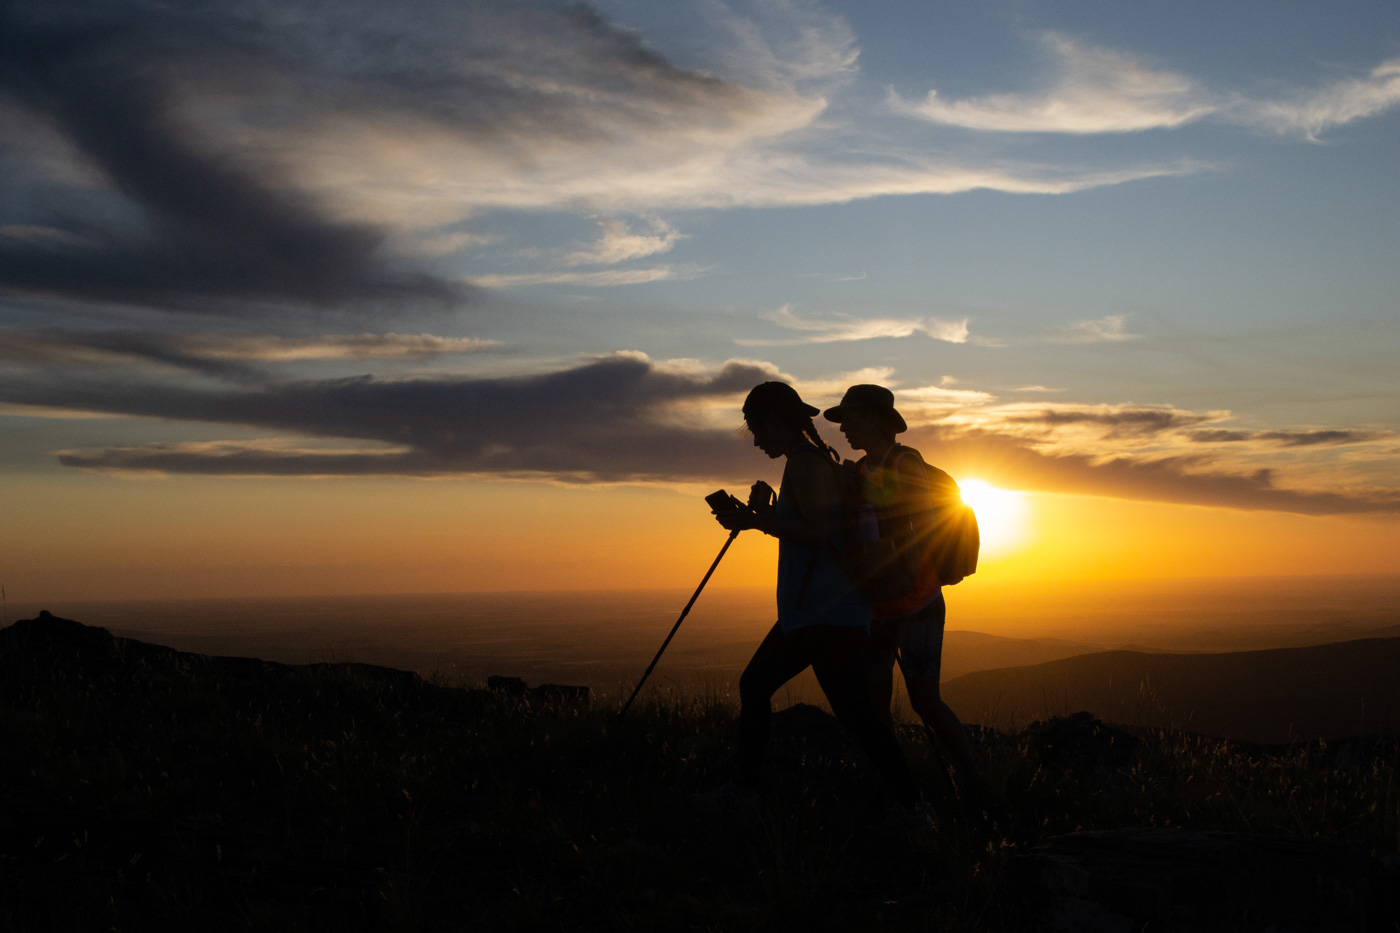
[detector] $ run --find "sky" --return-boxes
[1,0,1398,603]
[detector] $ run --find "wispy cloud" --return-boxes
[907,426,1400,516]
[1000,405,1217,438]
[0,328,498,380]
[737,304,970,345]
[1191,428,1392,448]
[565,218,683,266]
[1047,314,1141,343]
[891,34,1214,134]
[892,33,1400,140]
[471,268,680,289]
[1238,58,1400,139]
[393,231,498,258]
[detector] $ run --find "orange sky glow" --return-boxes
[4,471,1396,605]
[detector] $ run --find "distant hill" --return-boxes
[940,631,1098,681]
[942,637,1400,743]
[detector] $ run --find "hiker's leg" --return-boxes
[863,619,901,728]
[738,622,813,786]
[813,626,919,809]
[897,597,981,785]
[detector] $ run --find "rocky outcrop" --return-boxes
[1008,828,1390,932]
[1024,710,1140,772]
[487,674,591,705]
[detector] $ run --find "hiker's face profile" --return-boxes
[748,413,788,459]
[839,409,887,453]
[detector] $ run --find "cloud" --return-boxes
[891,34,1215,134]
[1191,428,1392,448]
[0,0,1196,320]
[186,333,500,362]
[3,354,1396,513]
[0,2,461,314]
[1239,58,1400,138]
[1001,405,1215,438]
[3,354,780,482]
[905,427,1400,516]
[394,231,498,259]
[0,327,498,382]
[1047,314,1141,343]
[565,218,683,266]
[891,33,1400,141]
[737,304,970,345]
[471,268,681,289]
[1188,429,1255,444]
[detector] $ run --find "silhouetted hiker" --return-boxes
[823,384,982,795]
[692,381,925,819]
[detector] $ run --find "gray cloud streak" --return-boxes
[905,428,1400,516]
[1,354,1396,514]
[0,2,460,313]
[1190,428,1391,447]
[1004,407,1215,437]
[4,355,774,482]
[0,327,500,382]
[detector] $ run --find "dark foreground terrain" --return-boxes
[2,612,1398,931]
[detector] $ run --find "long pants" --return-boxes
[738,622,918,807]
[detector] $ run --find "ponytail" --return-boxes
[799,418,840,463]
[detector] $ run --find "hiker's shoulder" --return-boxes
[890,445,931,480]
[787,444,837,470]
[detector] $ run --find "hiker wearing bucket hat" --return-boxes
[824,385,983,793]
[693,381,921,813]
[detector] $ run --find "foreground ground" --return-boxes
[2,613,1397,931]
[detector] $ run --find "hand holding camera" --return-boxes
[707,488,763,533]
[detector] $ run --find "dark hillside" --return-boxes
[943,638,1400,741]
[3,612,1397,931]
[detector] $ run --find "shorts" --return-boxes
[871,592,946,682]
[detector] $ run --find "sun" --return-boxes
[956,478,1030,556]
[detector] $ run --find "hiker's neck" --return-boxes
[862,439,898,465]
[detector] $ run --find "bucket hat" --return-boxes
[821,384,907,433]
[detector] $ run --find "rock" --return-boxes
[487,675,527,695]
[1024,711,1139,771]
[0,610,125,688]
[1007,828,1385,932]
[486,675,590,707]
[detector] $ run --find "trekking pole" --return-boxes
[619,529,740,718]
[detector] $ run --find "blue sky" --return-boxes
[2,0,1398,519]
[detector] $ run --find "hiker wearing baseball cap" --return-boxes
[693,381,923,816]
[824,385,983,794]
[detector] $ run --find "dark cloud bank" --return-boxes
[0,0,758,317]
[4,356,774,482]
[0,0,459,314]
[3,354,1396,515]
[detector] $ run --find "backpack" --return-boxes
[837,447,979,602]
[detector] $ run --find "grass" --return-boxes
[1,634,1397,931]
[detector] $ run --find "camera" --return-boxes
[705,489,746,512]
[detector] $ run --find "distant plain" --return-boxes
[10,573,1400,739]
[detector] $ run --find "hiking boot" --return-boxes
[689,779,761,815]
